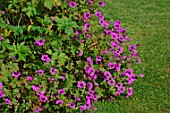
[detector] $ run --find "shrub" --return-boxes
[0,0,144,112]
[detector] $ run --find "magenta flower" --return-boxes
[37,90,45,96]
[116,82,123,87]
[79,105,87,111]
[108,79,115,86]
[86,33,91,40]
[39,95,48,102]
[99,1,105,7]
[56,100,63,105]
[95,11,102,18]
[34,107,43,112]
[50,67,58,75]
[88,82,93,90]
[96,56,102,64]
[137,57,141,64]
[38,70,44,75]
[61,76,65,81]
[32,84,40,92]
[87,57,93,66]
[136,43,141,46]
[86,102,91,109]
[12,71,21,78]
[119,86,126,93]
[70,102,76,109]
[102,49,108,54]
[138,74,144,77]
[84,12,90,21]
[75,35,79,40]
[0,36,4,41]
[128,44,136,51]
[34,38,45,46]
[108,62,115,69]
[69,1,76,8]
[51,17,55,21]
[4,98,12,105]
[88,0,93,4]
[0,82,2,89]
[77,81,86,88]
[75,30,82,35]
[126,87,133,98]
[58,89,65,95]
[50,78,56,82]
[98,19,105,26]
[26,76,33,81]
[104,71,112,78]
[0,90,5,98]
[41,54,51,63]
[115,63,121,72]
[78,51,83,56]
[84,23,91,33]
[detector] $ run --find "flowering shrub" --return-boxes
[0,0,144,112]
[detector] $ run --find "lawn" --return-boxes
[90,0,170,113]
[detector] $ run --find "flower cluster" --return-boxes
[0,0,144,113]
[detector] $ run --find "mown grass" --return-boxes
[90,0,170,113]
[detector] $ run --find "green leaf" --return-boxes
[44,0,54,10]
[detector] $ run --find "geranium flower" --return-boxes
[88,82,93,90]
[32,84,40,92]
[34,107,43,112]
[50,67,57,75]
[104,71,112,78]
[12,71,21,78]
[56,100,63,105]
[39,95,48,102]
[0,82,2,89]
[79,105,87,111]
[0,36,4,41]
[51,17,55,21]
[38,70,44,75]
[86,33,91,40]
[69,1,76,8]
[41,54,51,63]
[88,0,93,4]
[95,11,102,18]
[77,81,86,88]
[75,30,82,35]
[96,56,102,64]
[34,38,45,46]
[50,78,56,82]
[58,89,65,95]
[4,98,12,105]
[84,12,90,22]
[26,76,33,81]
[115,63,121,72]
[0,90,5,98]
[137,57,141,64]
[108,79,115,86]
[78,51,83,56]
[99,1,105,7]
[108,62,115,69]
[138,74,144,77]
[87,57,93,66]
[126,87,133,98]
[70,102,76,109]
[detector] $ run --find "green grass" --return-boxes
[90,0,170,113]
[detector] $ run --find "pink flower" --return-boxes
[69,1,76,8]
[70,102,76,108]
[99,1,105,7]
[12,71,21,78]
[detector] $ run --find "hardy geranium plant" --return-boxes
[0,0,144,113]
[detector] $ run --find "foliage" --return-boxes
[0,0,143,113]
